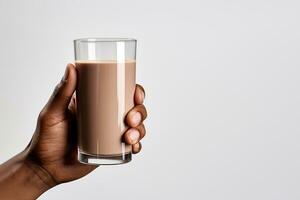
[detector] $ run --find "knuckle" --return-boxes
[141,124,146,137]
[137,124,144,135]
[38,109,47,121]
[139,105,147,119]
[38,108,64,127]
[38,110,52,127]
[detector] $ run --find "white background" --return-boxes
[1,0,300,199]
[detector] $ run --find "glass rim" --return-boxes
[74,38,137,43]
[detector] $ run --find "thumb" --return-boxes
[44,63,77,115]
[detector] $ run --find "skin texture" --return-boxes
[0,64,147,200]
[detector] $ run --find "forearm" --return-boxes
[0,150,55,200]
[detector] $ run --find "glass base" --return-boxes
[78,151,132,165]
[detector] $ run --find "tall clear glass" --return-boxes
[74,38,137,165]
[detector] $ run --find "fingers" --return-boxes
[44,64,77,115]
[123,124,146,145]
[134,84,145,105]
[123,128,140,144]
[123,129,142,154]
[132,142,142,154]
[126,105,147,127]
[125,85,147,154]
[135,123,146,139]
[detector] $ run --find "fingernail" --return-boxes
[62,65,70,82]
[129,129,140,144]
[132,112,142,127]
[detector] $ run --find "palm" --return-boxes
[29,102,96,184]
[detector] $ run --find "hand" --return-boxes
[25,63,147,187]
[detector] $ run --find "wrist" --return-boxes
[23,151,58,191]
[0,151,56,199]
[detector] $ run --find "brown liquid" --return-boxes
[75,60,135,155]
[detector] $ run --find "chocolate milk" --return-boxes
[75,60,136,156]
